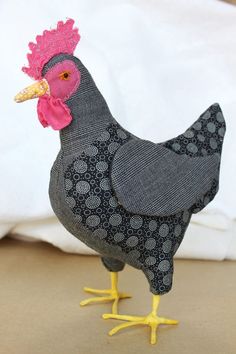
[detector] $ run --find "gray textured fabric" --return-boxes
[111,103,225,217]
[43,54,116,156]
[44,53,226,295]
[49,146,138,271]
[60,123,187,295]
[111,140,220,216]
[46,56,142,276]
[101,257,125,272]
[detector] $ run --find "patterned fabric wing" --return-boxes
[111,139,220,216]
[111,104,225,217]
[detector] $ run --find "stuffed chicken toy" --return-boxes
[15,19,226,344]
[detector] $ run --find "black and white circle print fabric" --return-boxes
[164,104,225,157]
[64,124,190,294]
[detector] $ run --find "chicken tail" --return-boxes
[163,103,226,213]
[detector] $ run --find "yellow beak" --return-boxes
[14,79,50,103]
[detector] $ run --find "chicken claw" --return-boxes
[103,295,178,344]
[80,272,131,314]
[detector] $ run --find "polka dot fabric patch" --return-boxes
[164,103,225,157]
[64,124,191,294]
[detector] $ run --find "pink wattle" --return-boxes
[37,95,72,130]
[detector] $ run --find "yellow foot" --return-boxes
[103,295,178,344]
[80,272,131,314]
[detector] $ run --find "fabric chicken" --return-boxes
[15,19,226,345]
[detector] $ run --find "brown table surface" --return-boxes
[0,237,235,354]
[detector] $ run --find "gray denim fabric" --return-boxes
[111,140,220,216]
[44,54,226,295]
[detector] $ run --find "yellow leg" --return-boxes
[80,272,131,314]
[103,294,178,344]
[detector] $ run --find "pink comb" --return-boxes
[22,19,80,80]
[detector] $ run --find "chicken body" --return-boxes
[61,123,190,295]
[48,54,226,296]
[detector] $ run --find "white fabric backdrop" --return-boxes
[0,0,235,259]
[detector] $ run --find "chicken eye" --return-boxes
[59,71,71,80]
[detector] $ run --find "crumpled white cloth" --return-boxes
[0,0,235,260]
